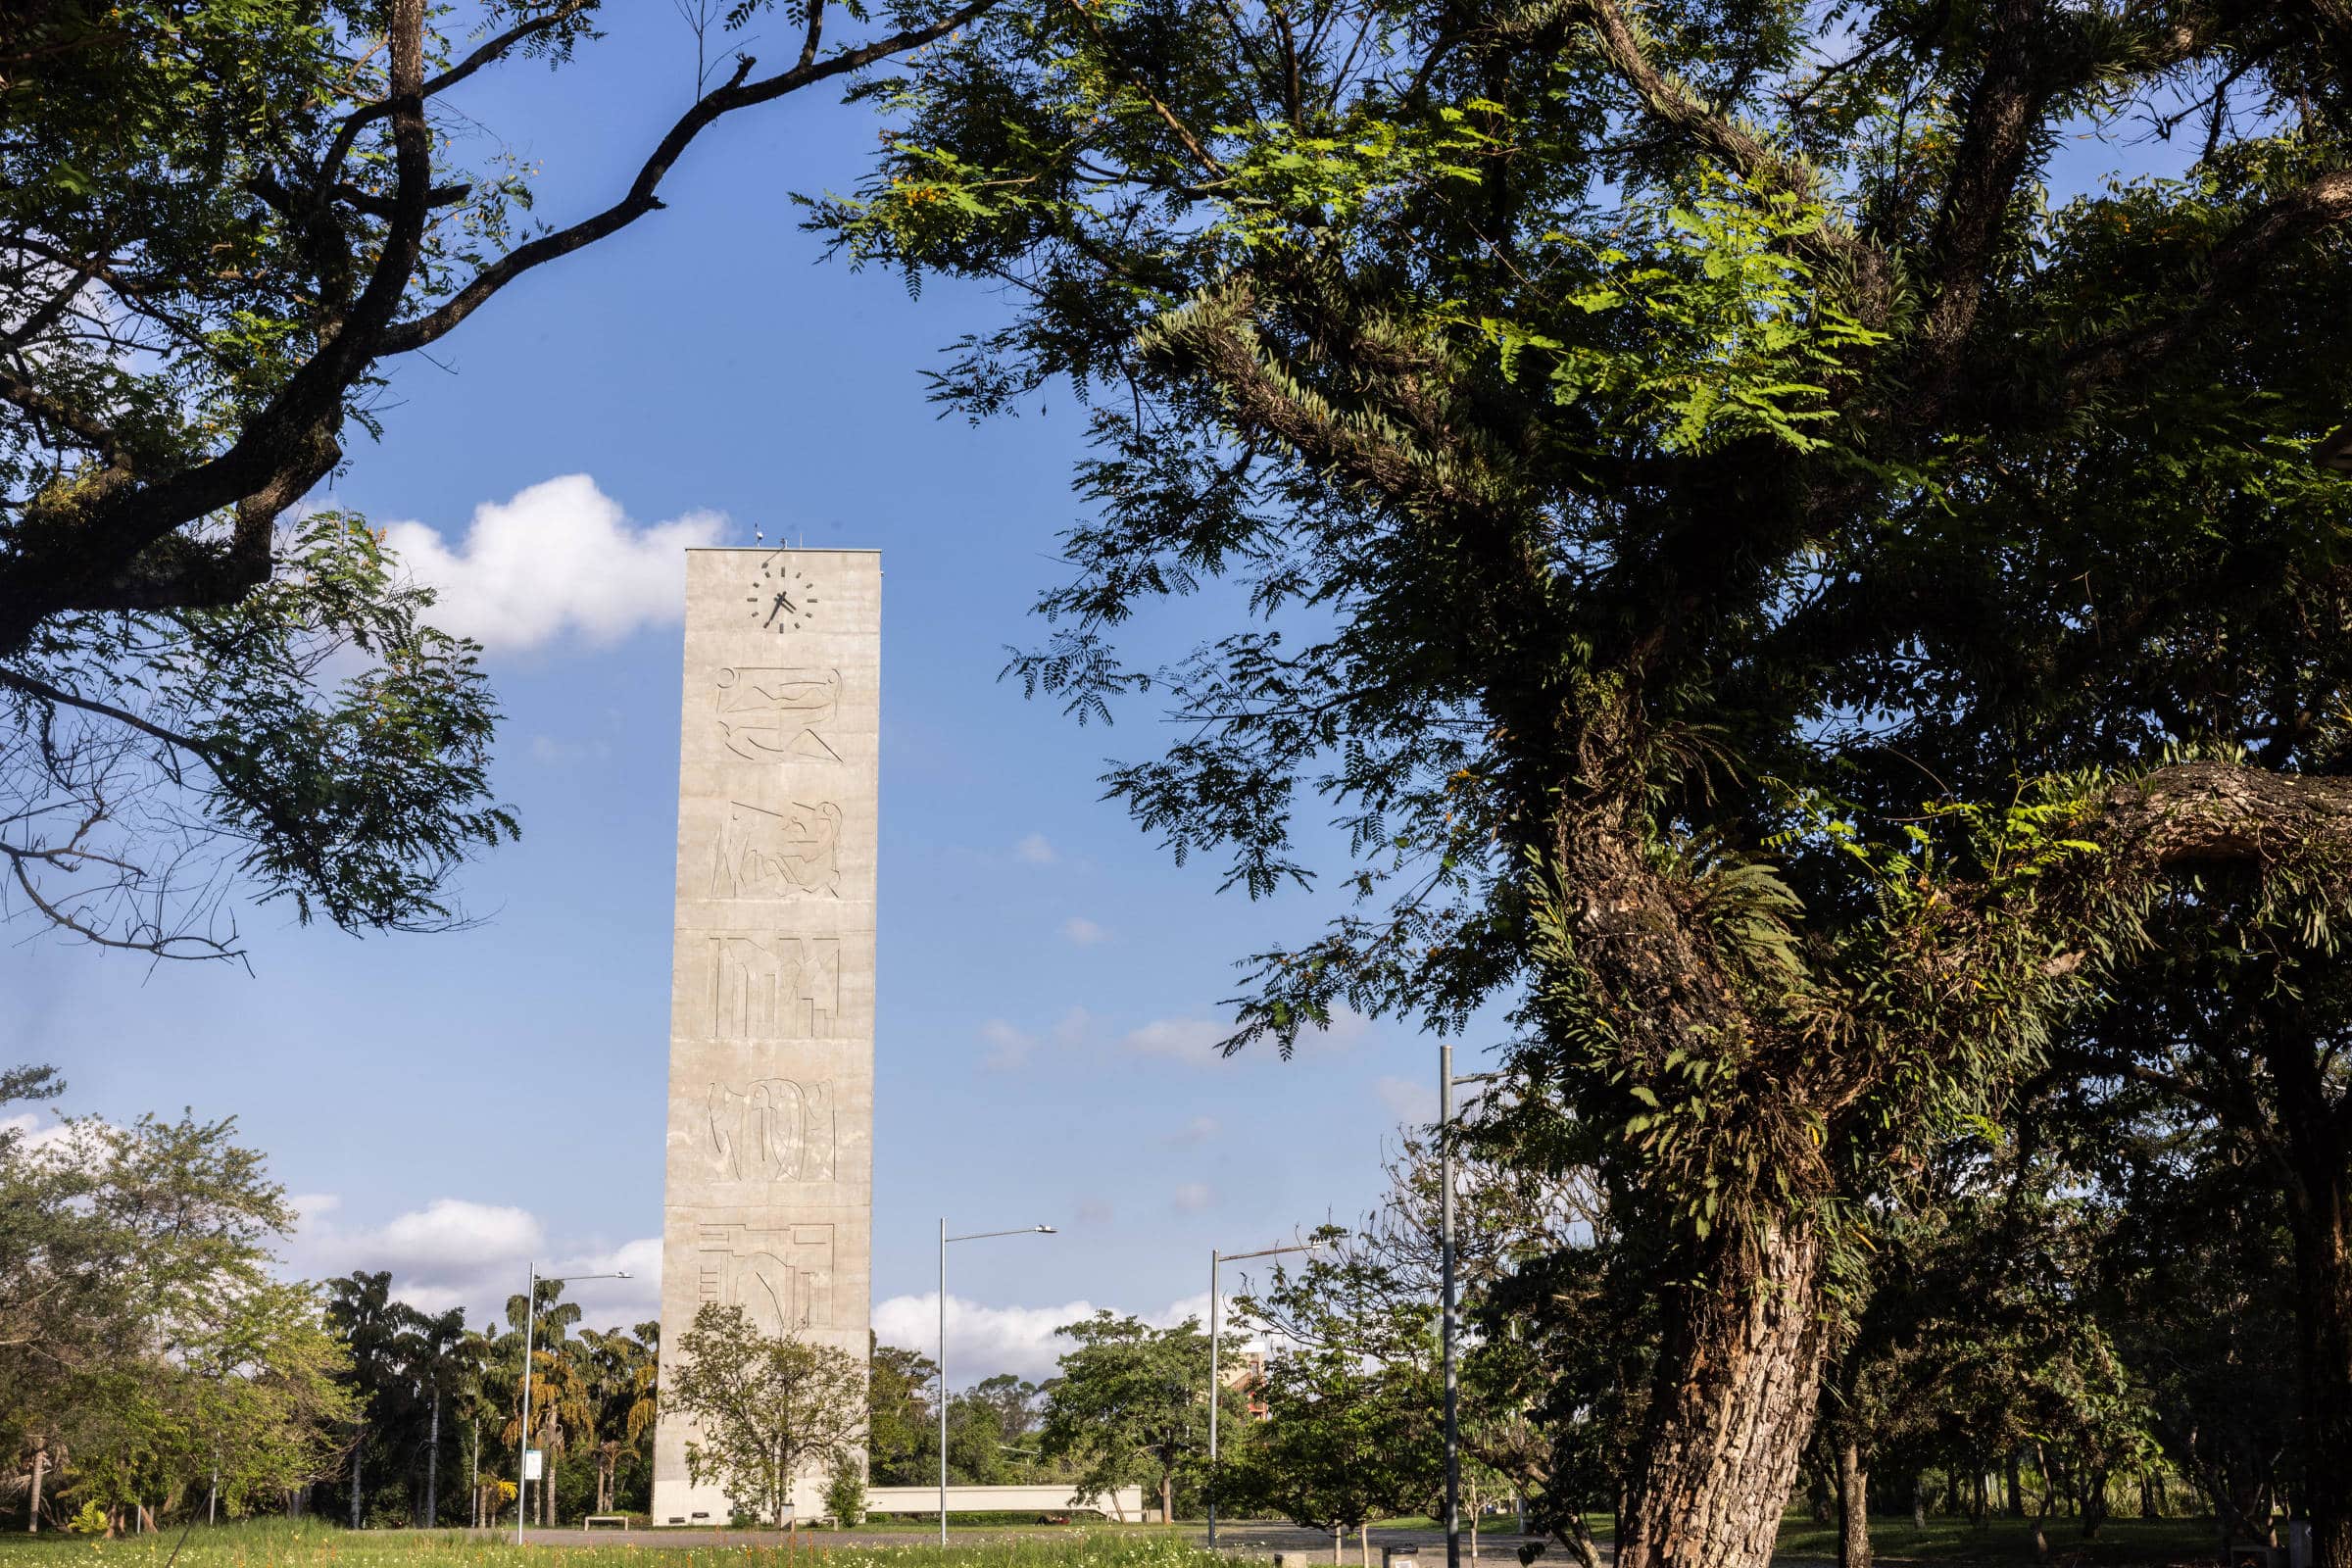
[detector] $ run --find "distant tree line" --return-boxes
[0,1066,651,1534]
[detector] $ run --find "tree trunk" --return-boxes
[26,1446,42,1533]
[470,1418,480,1529]
[1161,1473,1172,1527]
[2005,1453,2021,1518]
[352,1429,365,1529]
[2081,1468,2108,1541]
[1911,1477,1926,1531]
[1615,1214,1832,1568]
[2265,1011,2352,1568]
[1837,1442,1870,1568]
[425,1387,441,1528]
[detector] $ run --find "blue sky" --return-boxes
[0,3,1443,1382]
[0,7,2209,1382]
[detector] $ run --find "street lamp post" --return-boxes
[514,1264,629,1545]
[939,1222,1055,1546]
[1206,1239,1330,1550]
[1440,1047,1500,1568]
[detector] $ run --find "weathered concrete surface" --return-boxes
[651,550,880,1527]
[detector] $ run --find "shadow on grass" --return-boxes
[1772,1516,2225,1568]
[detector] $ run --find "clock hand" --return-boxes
[763,593,788,627]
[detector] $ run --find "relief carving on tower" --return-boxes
[706,934,840,1039]
[710,800,841,900]
[707,1077,837,1182]
[715,667,843,763]
[695,1222,835,1335]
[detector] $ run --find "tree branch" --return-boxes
[380,0,1000,356]
[2061,169,2352,397]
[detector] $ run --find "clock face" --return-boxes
[745,555,819,633]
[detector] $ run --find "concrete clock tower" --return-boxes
[650,548,879,1526]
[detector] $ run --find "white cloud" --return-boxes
[1118,1006,1372,1066]
[1167,1115,1221,1147]
[1171,1181,1215,1213]
[980,1019,1035,1072]
[384,474,728,653]
[0,1111,86,1155]
[875,1294,1100,1383]
[1059,916,1108,947]
[980,1007,1096,1072]
[1013,833,1058,865]
[1374,1075,1440,1125]
[287,1194,659,1329]
[529,733,613,767]
[873,1292,1226,1383]
[1296,1005,1376,1055]
[1120,1016,1229,1065]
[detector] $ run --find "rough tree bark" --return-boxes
[1838,1443,1871,1568]
[1615,1217,1832,1568]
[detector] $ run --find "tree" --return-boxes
[404,1305,474,1527]
[0,0,1004,958]
[0,1078,353,1531]
[497,1280,585,1528]
[665,1302,865,1528]
[817,0,2352,1559]
[578,1324,659,1516]
[2055,906,2352,1542]
[1041,1311,1223,1523]
[867,1341,939,1487]
[1225,1248,1443,1542]
[825,1455,867,1527]
[323,1271,409,1529]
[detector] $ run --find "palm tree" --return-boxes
[579,1323,660,1514]
[325,1271,408,1530]
[405,1306,473,1527]
[501,1280,585,1527]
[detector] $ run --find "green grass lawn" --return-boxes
[1772,1515,2223,1566]
[0,1514,2236,1568]
[0,1520,1256,1568]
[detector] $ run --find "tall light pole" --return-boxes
[514,1264,629,1545]
[939,1222,1055,1546]
[1207,1238,1331,1550]
[1440,1048,1499,1568]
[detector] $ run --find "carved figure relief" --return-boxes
[708,1078,837,1182]
[708,934,841,1039]
[711,800,841,900]
[715,667,842,763]
[695,1222,835,1335]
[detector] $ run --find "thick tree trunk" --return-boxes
[351,1431,365,1529]
[1837,1443,1870,1568]
[2283,1161,2352,1568]
[1615,1214,1832,1568]
[2263,1005,2352,1568]
[2004,1453,2021,1518]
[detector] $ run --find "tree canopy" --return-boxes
[816,0,2352,1558]
[0,0,998,958]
